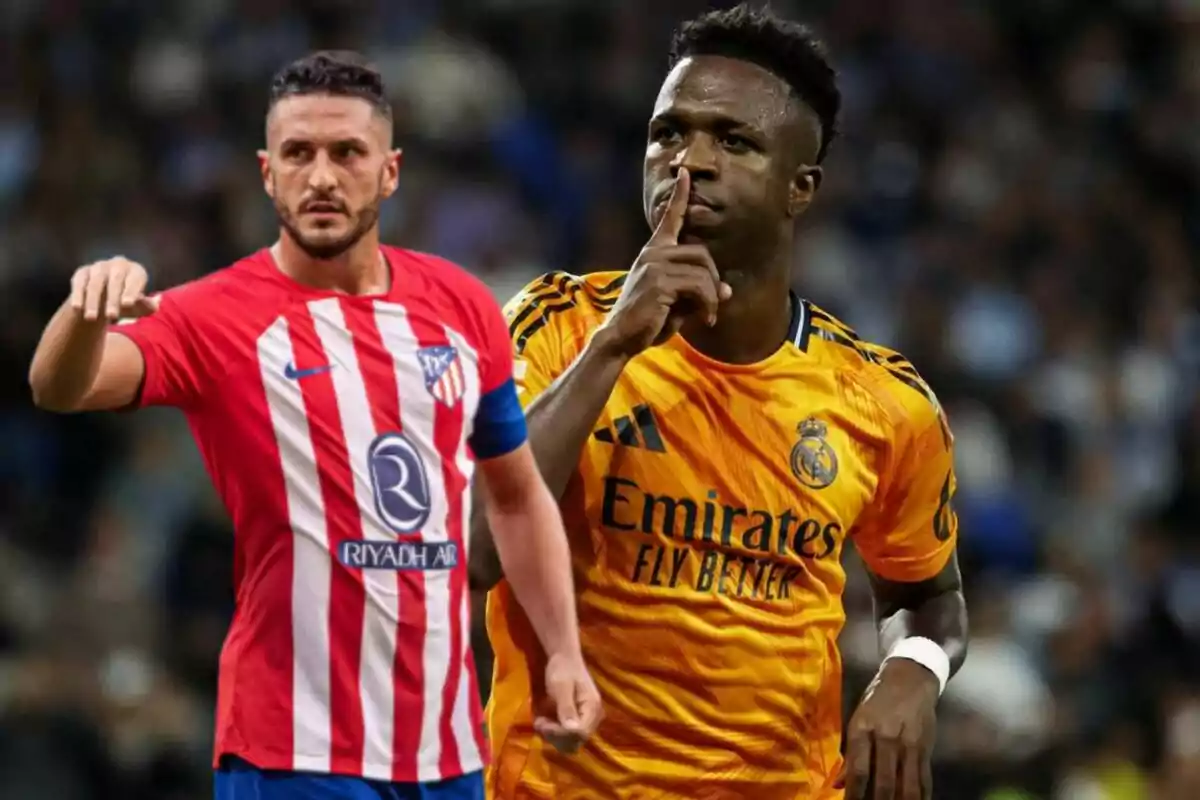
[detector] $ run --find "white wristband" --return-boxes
[883,636,950,696]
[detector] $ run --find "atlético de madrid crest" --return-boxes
[417,345,465,408]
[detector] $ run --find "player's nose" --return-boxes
[306,151,339,191]
[670,133,719,182]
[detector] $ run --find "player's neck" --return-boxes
[272,233,390,296]
[681,258,793,365]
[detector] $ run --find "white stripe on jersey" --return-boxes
[373,300,449,783]
[309,298,399,781]
[446,326,484,772]
[257,317,332,772]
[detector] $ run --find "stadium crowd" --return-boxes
[0,0,1197,797]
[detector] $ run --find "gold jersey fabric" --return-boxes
[485,272,959,800]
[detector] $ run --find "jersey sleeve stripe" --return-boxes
[506,285,571,339]
[589,273,628,296]
[813,322,872,360]
[508,273,625,353]
[511,296,577,353]
[506,272,622,333]
[511,271,623,320]
[813,322,950,445]
[881,366,952,447]
[505,274,573,336]
[808,307,862,341]
[884,367,934,404]
[588,294,619,310]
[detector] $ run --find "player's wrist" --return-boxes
[545,645,585,665]
[585,325,635,367]
[881,636,950,697]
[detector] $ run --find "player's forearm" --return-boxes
[467,331,629,591]
[876,589,968,676]
[29,301,108,411]
[525,328,631,498]
[486,479,581,660]
[463,331,628,594]
[872,559,969,676]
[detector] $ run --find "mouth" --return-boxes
[654,188,722,216]
[302,202,345,215]
[654,197,723,233]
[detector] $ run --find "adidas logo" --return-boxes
[593,404,666,452]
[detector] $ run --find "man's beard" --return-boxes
[274,191,382,260]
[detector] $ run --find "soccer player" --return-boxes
[471,6,968,800]
[28,51,601,800]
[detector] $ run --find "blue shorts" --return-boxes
[214,757,484,800]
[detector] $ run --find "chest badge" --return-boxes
[790,417,838,490]
[418,345,465,408]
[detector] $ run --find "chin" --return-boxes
[679,225,723,245]
[301,218,350,236]
[295,234,356,260]
[279,208,373,260]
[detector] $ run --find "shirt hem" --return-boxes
[215,745,488,784]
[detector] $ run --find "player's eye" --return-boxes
[330,142,365,161]
[282,143,313,162]
[650,124,681,145]
[720,134,755,153]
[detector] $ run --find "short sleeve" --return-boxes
[476,286,516,396]
[467,287,528,460]
[502,275,573,410]
[465,272,592,459]
[110,289,204,409]
[852,402,959,583]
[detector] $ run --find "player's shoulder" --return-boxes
[384,246,494,304]
[805,301,949,441]
[153,251,281,312]
[504,270,624,354]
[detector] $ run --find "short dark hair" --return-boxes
[269,50,392,119]
[668,4,841,163]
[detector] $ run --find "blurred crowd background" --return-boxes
[1,0,1198,798]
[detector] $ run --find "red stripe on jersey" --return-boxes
[341,300,429,780]
[289,307,366,773]
[437,475,469,779]
[405,309,468,780]
[216,361,295,764]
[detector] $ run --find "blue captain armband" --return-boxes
[469,378,528,459]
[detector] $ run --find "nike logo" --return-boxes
[284,362,333,380]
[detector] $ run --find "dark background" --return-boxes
[1,0,1198,797]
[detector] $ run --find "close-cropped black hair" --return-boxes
[268,50,392,119]
[668,4,841,163]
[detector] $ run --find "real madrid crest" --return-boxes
[790,417,838,490]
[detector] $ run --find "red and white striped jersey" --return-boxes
[115,247,525,782]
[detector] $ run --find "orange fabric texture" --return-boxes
[485,272,958,799]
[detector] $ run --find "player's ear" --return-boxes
[380,148,402,199]
[258,150,274,198]
[788,165,822,218]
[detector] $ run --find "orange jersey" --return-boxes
[485,272,959,800]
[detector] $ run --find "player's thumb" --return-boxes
[134,294,161,316]
[650,168,690,245]
[552,680,582,732]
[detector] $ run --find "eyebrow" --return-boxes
[279,135,372,149]
[650,108,767,137]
